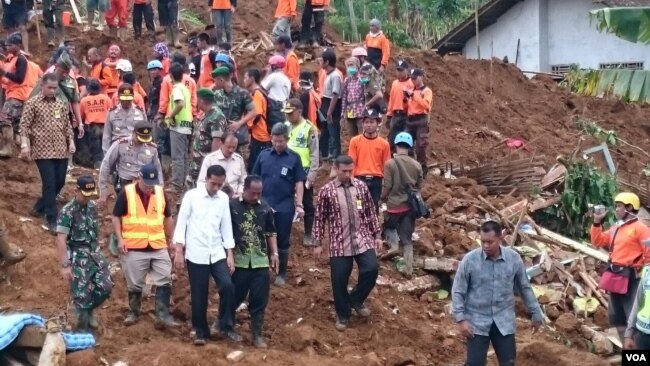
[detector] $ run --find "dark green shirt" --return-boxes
[230,198,276,269]
[30,75,80,103]
[56,198,99,248]
[214,85,255,122]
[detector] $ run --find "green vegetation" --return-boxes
[562,66,650,103]
[590,7,650,45]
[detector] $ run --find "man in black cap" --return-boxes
[404,68,433,176]
[112,164,178,329]
[56,176,113,330]
[0,33,30,158]
[386,60,413,151]
[102,83,148,153]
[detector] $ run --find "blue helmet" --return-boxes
[215,53,231,64]
[147,60,163,70]
[394,132,414,147]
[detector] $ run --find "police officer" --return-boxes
[99,122,163,255]
[98,121,163,205]
[56,176,113,330]
[189,88,227,188]
[102,83,148,154]
[284,98,319,246]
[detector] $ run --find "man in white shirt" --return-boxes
[197,133,247,197]
[173,164,241,345]
[261,55,291,103]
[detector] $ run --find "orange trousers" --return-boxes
[105,0,128,27]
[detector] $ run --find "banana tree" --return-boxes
[589,7,650,44]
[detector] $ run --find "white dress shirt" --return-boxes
[197,149,247,196]
[173,184,235,264]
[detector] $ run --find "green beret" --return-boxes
[211,66,231,78]
[197,88,215,101]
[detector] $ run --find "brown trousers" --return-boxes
[405,115,429,171]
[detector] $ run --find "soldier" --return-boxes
[56,176,113,330]
[102,84,148,154]
[99,122,163,255]
[189,88,227,188]
[211,66,256,148]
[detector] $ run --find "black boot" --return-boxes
[251,313,267,348]
[154,285,179,329]
[123,291,141,326]
[275,250,289,286]
[76,309,90,331]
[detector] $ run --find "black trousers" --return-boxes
[388,112,407,152]
[302,184,315,238]
[248,138,271,174]
[186,259,235,339]
[385,210,416,247]
[85,124,104,166]
[330,249,378,321]
[157,0,178,27]
[34,158,68,225]
[233,267,270,318]
[635,332,650,350]
[133,3,155,36]
[356,176,382,212]
[465,322,516,366]
[300,1,325,43]
[275,211,294,252]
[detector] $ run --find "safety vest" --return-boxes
[198,52,214,88]
[121,184,167,250]
[636,266,650,333]
[2,54,40,101]
[287,119,313,168]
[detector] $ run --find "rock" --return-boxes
[289,325,316,351]
[396,275,441,293]
[555,313,578,332]
[362,352,383,366]
[226,351,245,362]
[66,349,97,366]
[592,331,614,355]
[11,325,46,348]
[385,347,417,366]
[546,305,561,320]
[443,198,467,213]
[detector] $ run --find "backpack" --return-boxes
[255,88,285,134]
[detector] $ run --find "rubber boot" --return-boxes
[403,244,414,277]
[123,291,141,326]
[0,125,14,158]
[46,28,55,47]
[171,25,182,48]
[275,250,289,286]
[76,309,90,331]
[382,228,400,260]
[154,285,179,329]
[0,221,25,265]
[88,309,99,329]
[165,27,173,47]
[149,30,157,43]
[251,313,267,348]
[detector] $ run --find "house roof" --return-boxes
[433,0,650,54]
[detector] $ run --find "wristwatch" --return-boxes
[61,260,71,268]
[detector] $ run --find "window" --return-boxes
[599,62,644,70]
[551,64,572,75]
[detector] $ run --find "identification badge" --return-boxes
[347,109,354,118]
[145,150,151,156]
[54,109,61,119]
[356,199,362,210]
[281,167,288,176]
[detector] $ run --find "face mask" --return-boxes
[360,77,369,84]
[347,67,358,76]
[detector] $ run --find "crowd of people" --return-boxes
[4,0,650,363]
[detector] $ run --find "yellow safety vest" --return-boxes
[286,119,314,168]
[121,184,167,249]
[636,266,650,334]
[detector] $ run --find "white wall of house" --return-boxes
[547,0,650,70]
[462,0,650,72]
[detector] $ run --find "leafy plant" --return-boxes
[574,118,618,146]
[589,7,650,45]
[534,162,618,239]
[562,68,650,103]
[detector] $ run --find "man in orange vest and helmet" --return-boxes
[112,163,179,329]
[0,33,39,157]
[591,191,650,342]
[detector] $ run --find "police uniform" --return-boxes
[56,176,113,330]
[102,104,148,153]
[98,124,162,199]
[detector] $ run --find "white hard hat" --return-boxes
[116,59,133,72]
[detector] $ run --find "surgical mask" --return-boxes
[347,67,358,76]
[360,77,369,84]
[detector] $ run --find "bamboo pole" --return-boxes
[347,0,358,42]
[474,0,480,59]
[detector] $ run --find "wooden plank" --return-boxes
[69,0,83,25]
[538,227,609,262]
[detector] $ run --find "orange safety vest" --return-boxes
[121,184,167,250]
[2,54,40,101]
[198,53,214,88]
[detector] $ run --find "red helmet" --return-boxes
[268,55,286,68]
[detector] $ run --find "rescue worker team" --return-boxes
[4,1,650,363]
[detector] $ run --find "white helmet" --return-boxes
[116,59,133,72]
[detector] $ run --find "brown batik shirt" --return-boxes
[19,94,72,160]
[313,178,381,257]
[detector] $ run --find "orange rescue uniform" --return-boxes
[198,53,215,89]
[80,93,113,124]
[406,86,433,116]
[284,50,300,91]
[1,54,40,101]
[275,0,297,17]
[158,74,197,117]
[365,32,391,68]
[110,91,146,110]
[348,134,391,177]
[121,184,167,250]
[212,0,233,9]
[90,62,115,93]
[387,78,414,116]
[249,89,271,142]
[591,218,650,269]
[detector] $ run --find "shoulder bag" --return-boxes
[393,157,430,219]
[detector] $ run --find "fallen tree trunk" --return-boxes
[538,227,608,262]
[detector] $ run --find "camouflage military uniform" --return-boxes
[30,75,80,104]
[0,99,25,134]
[214,85,255,145]
[189,105,228,184]
[56,198,113,311]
